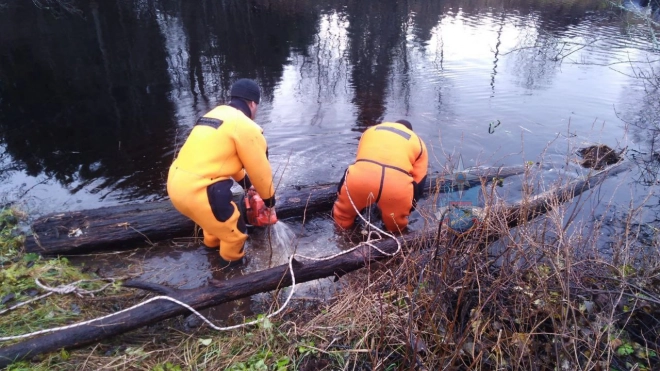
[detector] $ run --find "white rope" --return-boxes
[0,278,116,316]
[0,257,296,342]
[35,278,115,297]
[296,169,401,260]
[0,169,401,341]
[0,292,53,316]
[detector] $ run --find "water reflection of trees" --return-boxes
[0,1,176,201]
[613,2,660,186]
[156,0,319,107]
[502,9,606,90]
[295,11,349,105]
[0,0,322,202]
[626,92,660,186]
[291,0,451,127]
[0,0,628,203]
[343,0,410,128]
[339,0,606,124]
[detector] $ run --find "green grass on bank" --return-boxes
[0,208,124,343]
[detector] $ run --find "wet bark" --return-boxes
[24,166,531,255]
[0,161,628,367]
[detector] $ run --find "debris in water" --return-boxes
[488,120,501,134]
[577,144,623,170]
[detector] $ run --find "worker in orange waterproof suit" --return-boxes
[167,79,276,266]
[333,120,428,232]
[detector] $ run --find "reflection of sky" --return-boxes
[381,10,645,170]
[155,8,199,129]
[4,4,660,220]
[267,12,357,186]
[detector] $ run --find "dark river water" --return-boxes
[1,0,658,211]
[2,0,660,307]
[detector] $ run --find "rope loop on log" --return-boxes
[35,278,115,297]
[0,278,117,317]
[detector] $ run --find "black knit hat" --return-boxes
[230,78,261,104]
[395,119,413,131]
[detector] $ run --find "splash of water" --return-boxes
[268,222,296,254]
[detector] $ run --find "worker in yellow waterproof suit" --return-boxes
[167,79,275,266]
[333,120,428,232]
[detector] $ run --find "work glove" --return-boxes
[411,175,428,211]
[262,194,276,208]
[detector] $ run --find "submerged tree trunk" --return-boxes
[24,166,531,255]
[0,161,628,367]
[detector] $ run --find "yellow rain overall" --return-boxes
[167,105,275,261]
[333,122,428,232]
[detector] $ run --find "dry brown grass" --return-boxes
[288,176,660,370]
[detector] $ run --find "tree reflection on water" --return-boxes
[0,0,654,206]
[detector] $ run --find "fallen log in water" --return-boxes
[502,162,629,227]
[24,165,531,255]
[0,161,628,367]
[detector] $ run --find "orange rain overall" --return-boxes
[167,105,275,261]
[333,122,428,232]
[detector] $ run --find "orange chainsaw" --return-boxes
[244,187,278,227]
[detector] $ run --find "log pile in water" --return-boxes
[0,161,629,367]
[24,166,532,255]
